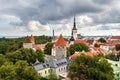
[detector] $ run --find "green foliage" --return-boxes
[115,44,120,51]
[0,54,9,66]
[6,48,45,64]
[35,35,51,44]
[35,50,45,62]
[98,38,106,43]
[105,53,118,61]
[0,37,23,55]
[67,43,89,56]
[0,61,40,80]
[68,54,114,80]
[94,43,100,47]
[44,42,53,55]
[40,77,49,80]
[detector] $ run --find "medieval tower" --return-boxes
[52,34,66,58]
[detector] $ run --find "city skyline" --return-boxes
[0,0,120,37]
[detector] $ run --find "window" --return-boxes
[61,68,63,71]
[39,73,42,76]
[46,64,49,67]
[43,65,46,68]
[45,70,47,74]
[59,68,60,72]
[48,69,51,73]
[115,64,118,66]
[64,67,65,70]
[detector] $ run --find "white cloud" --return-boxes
[27,20,50,32]
[0,0,120,36]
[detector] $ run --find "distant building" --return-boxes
[23,35,35,48]
[23,35,46,50]
[69,16,83,44]
[51,30,58,43]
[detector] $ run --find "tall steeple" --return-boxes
[71,16,78,40]
[73,15,77,30]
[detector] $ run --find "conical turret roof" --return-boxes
[55,34,66,46]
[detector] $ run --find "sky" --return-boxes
[0,0,120,37]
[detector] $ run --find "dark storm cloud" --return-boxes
[92,0,112,4]
[0,0,119,32]
[91,8,120,24]
[0,0,112,24]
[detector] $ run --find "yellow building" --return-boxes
[37,67,51,77]
[34,63,51,77]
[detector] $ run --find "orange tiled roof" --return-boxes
[55,34,66,46]
[24,36,32,43]
[30,35,35,41]
[75,39,89,46]
[32,44,46,50]
[24,35,35,43]
[69,52,98,59]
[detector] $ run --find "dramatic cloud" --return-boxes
[0,0,120,36]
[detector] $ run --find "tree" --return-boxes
[0,62,16,80]
[15,60,40,80]
[35,49,45,63]
[67,43,89,56]
[44,42,53,55]
[98,38,106,43]
[105,53,118,61]
[0,61,40,80]
[47,69,60,80]
[35,35,51,44]
[0,54,9,66]
[115,44,120,51]
[94,43,100,47]
[6,48,36,64]
[0,42,8,55]
[68,54,114,80]
[115,44,120,61]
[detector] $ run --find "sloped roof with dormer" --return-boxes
[55,34,66,46]
[33,58,69,70]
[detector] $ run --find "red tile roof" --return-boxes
[24,36,32,43]
[55,34,66,46]
[111,36,120,39]
[24,35,35,43]
[32,44,46,50]
[69,52,98,59]
[30,35,35,41]
[75,39,89,46]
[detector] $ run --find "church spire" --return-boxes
[73,16,77,30]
